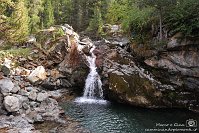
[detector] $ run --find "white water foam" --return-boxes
[75,44,108,104]
[74,97,108,104]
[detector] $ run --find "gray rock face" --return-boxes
[94,34,199,111]
[37,92,48,102]
[4,96,20,112]
[167,33,199,49]
[0,78,15,94]
[145,37,199,91]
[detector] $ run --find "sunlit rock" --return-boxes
[27,66,47,83]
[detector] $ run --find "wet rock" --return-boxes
[4,96,20,112]
[96,34,199,110]
[59,56,88,89]
[27,66,47,83]
[82,45,91,55]
[0,78,14,94]
[37,92,48,102]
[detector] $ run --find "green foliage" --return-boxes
[106,0,153,33]
[6,0,29,43]
[53,0,72,25]
[28,0,43,33]
[42,0,54,28]
[87,2,104,35]
[165,0,199,36]
[1,0,199,46]
[0,0,13,40]
[0,48,30,60]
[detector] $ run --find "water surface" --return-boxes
[61,101,198,133]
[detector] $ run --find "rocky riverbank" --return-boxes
[0,25,92,133]
[0,23,198,132]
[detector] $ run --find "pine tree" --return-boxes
[53,0,72,25]
[28,0,43,33]
[6,0,29,43]
[142,0,176,40]
[43,0,54,28]
[0,0,14,40]
[88,1,103,35]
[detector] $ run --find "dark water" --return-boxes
[61,101,198,133]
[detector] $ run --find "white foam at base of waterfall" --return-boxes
[74,97,108,104]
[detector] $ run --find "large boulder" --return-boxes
[0,78,15,95]
[27,66,47,83]
[108,71,164,107]
[4,96,20,112]
[143,36,199,93]
[96,36,199,111]
[58,52,89,89]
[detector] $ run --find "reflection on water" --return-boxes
[61,101,198,133]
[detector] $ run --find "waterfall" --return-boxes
[83,45,103,99]
[75,44,107,104]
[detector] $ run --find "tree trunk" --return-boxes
[159,7,163,41]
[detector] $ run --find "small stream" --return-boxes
[61,101,198,133]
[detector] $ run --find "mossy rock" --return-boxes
[108,72,165,107]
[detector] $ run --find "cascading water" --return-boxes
[83,45,103,99]
[75,44,107,104]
